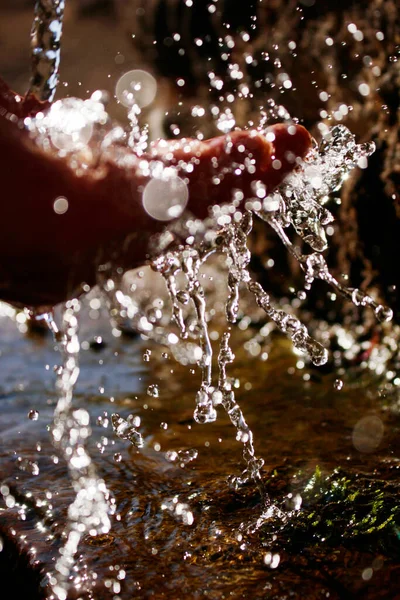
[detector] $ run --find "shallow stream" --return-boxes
[0,299,399,599]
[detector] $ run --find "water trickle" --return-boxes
[217,331,264,488]
[115,69,157,154]
[217,211,328,367]
[29,0,65,102]
[48,303,112,600]
[152,248,216,424]
[249,280,329,367]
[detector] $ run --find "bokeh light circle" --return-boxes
[143,173,188,221]
[115,70,157,108]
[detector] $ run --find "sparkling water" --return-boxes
[5,2,397,597]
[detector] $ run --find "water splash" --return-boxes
[3,4,399,597]
[23,85,393,491]
[25,95,109,167]
[217,211,328,367]
[253,126,392,324]
[115,69,157,154]
[82,121,392,490]
[251,125,373,248]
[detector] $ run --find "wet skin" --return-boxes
[0,77,311,308]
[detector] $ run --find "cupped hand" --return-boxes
[0,77,311,308]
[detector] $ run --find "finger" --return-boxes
[157,125,311,218]
[0,77,48,119]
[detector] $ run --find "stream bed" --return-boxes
[0,300,399,599]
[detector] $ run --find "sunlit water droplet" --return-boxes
[161,496,194,526]
[375,304,393,323]
[334,378,343,391]
[111,413,143,448]
[264,552,281,569]
[165,448,198,466]
[147,384,159,398]
[53,196,68,214]
[28,409,39,421]
[17,457,39,476]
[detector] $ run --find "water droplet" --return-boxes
[17,457,39,476]
[264,552,280,569]
[358,83,370,97]
[161,497,194,525]
[97,413,109,428]
[165,448,198,465]
[362,568,374,582]
[111,413,143,448]
[334,378,343,391]
[147,384,159,398]
[375,304,393,323]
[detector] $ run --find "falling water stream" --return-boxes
[29,0,65,102]
[0,2,399,599]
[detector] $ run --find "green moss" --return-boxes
[260,466,400,557]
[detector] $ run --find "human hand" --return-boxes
[0,76,311,309]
